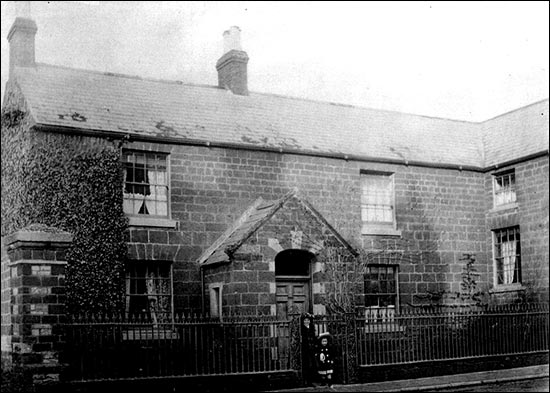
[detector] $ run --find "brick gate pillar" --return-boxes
[1,226,72,388]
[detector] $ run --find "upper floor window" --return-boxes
[361,172,400,236]
[493,226,521,286]
[493,170,516,207]
[361,173,394,223]
[123,151,168,217]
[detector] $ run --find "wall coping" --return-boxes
[3,230,73,247]
[8,259,68,266]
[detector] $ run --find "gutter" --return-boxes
[32,124,549,173]
[485,150,549,172]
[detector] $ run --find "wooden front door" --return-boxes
[276,280,310,320]
[275,279,310,368]
[273,250,313,368]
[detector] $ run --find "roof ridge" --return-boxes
[28,63,481,124]
[223,193,293,255]
[249,91,481,124]
[30,63,221,90]
[479,98,549,124]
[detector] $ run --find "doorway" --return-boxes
[274,249,314,367]
[275,249,314,320]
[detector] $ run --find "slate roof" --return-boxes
[481,100,549,167]
[7,64,548,169]
[198,190,357,266]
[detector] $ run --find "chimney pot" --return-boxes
[15,1,31,18]
[216,26,249,96]
[8,2,37,76]
[223,26,242,53]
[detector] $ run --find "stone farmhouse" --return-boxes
[1,10,549,348]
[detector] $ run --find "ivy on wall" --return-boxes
[2,88,128,314]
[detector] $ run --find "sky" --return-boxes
[1,1,549,122]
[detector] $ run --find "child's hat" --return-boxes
[319,332,332,338]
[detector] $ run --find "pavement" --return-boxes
[267,364,549,392]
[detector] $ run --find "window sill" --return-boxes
[490,283,525,294]
[128,216,178,228]
[122,327,179,340]
[489,202,518,213]
[363,322,405,333]
[361,224,402,237]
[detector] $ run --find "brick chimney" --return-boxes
[216,26,249,96]
[7,1,37,76]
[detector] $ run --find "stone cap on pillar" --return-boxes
[3,224,73,249]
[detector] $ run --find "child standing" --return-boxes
[315,332,335,387]
[300,313,317,386]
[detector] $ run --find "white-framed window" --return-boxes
[493,170,516,207]
[361,172,400,235]
[123,150,169,217]
[361,173,394,223]
[125,261,173,322]
[493,227,521,286]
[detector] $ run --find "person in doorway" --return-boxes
[315,332,335,387]
[300,313,317,386]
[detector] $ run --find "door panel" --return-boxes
[276,281,310,319]
[276,280,310,368]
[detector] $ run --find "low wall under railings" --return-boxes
[61,313,299,383]
[356,352,549,384]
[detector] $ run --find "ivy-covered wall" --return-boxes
[1,82,128,314]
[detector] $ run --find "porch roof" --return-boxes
[198,189,357,266]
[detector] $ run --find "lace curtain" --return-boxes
[123,169,167,216]
[146,269,171,323]
[144,170,167,216]
[502,240,517,285]
[361,175,393,222]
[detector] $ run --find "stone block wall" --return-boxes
[126,227,202,314]
[204,248,274,316]
[1,227,72,386]
[119,138,545,313]
[1,237,11,361]
[484,155,550,303]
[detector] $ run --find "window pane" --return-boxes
[365,265,398,308]
[123,151,168,217]
[493,227,521,286]
[126,262,172,321]
[494,172,516,206]
[361,174,394,223]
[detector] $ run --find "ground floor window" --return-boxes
[125,261,172,322]
[493,226,521,285]
[364,265,398,322]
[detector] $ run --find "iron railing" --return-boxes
[63,304,549,382]
[63,314,292,381]
[355,303,549,366]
